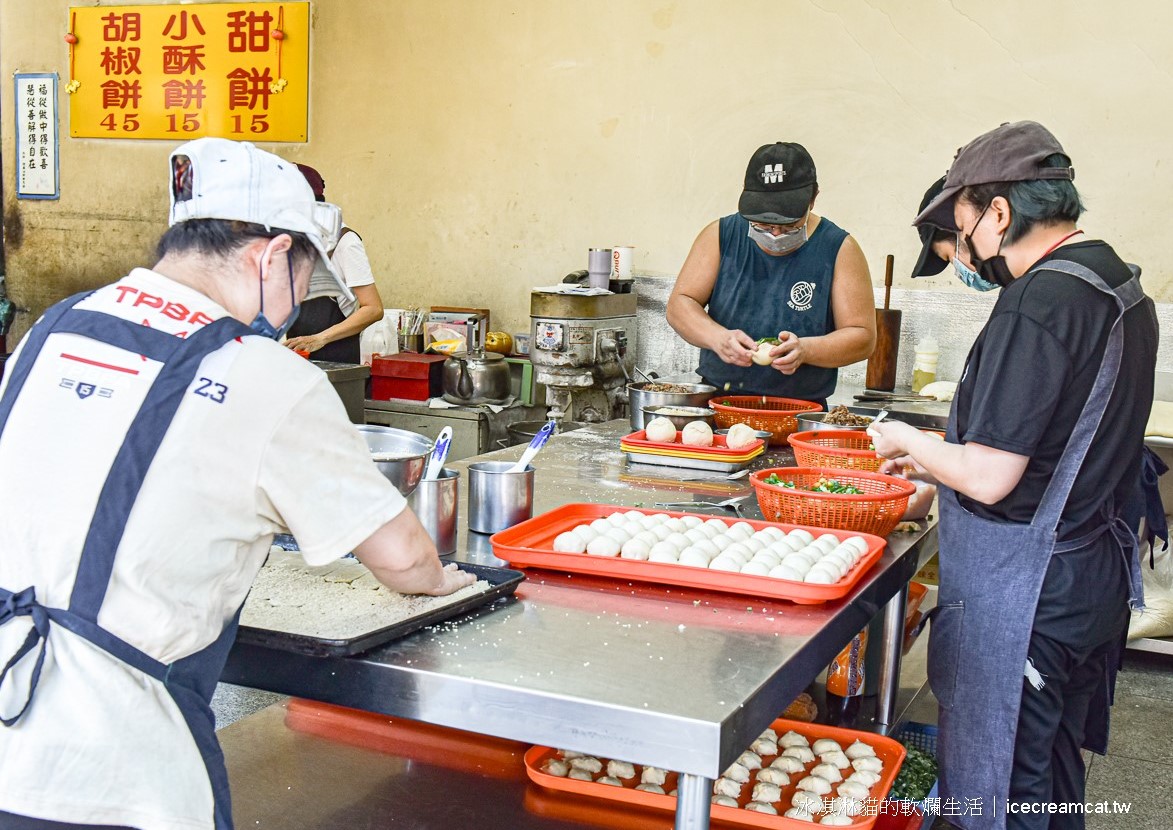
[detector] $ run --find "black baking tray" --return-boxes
[235,561,525,658]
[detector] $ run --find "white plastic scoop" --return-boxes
[423,426,453,481]
[509,420,555,473]
[865,409,890,440]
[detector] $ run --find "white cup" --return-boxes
[610,246,634,279]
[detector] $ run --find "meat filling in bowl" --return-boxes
[823,405,874,427]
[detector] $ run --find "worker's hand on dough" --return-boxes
[770,331,804,375]
[284,333,329,354]
[425,562,477,597]
[868,420,919,460]
[713,329,757,367]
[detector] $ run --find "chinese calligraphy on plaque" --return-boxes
[69,3,309,142]
[15,73,60,199]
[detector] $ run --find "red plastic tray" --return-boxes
[621,430,766,457]
[524,717,906,829]
[491,504,886,605]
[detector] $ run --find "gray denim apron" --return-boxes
[930,260,1144,830]
[0,291,254,829]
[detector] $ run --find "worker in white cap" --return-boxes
[0,138,473,830]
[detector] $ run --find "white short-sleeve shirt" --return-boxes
[0,268,405,829]
[305,229,375,317]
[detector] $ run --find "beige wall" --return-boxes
[3,0,1172,342]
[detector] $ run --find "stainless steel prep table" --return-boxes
[222,420,938,830]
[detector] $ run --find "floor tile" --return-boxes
[1117,652,1173,702]
[1105,691,1173,764]
[212,682,285,729]
[1085,753,1172,830]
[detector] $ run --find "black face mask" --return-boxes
[963,201,1015,288]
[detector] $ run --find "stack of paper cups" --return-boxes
[610,245,634,279]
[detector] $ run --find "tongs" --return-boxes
[653,495,749,517]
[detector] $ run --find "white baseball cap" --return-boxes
[167,137,353,302]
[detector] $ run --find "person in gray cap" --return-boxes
[910,175,997,291]
[871,121,1157,829]
[666,142,875,406]
[0,137,473,830]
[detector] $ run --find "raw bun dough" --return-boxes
[644,417,678,443]
[553,532,587,553]
[752,341,776,366]
[586,537,621,557]
[725,422,759,450]
[681,420,715,447]
[920,380,957,401]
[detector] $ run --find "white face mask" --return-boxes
[747,219,808,255]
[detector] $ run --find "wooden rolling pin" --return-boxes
[864,254,901,392]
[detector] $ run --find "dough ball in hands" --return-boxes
[752,338,779,366]
[681,420,715,447]
[644,417,678,443]
[724,422,758,450]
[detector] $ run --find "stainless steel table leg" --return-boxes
[674,773,713,830]
[874,583,908,734]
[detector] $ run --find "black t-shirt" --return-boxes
[953,240,1158,539]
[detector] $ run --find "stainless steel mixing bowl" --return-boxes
[357,425,433,497]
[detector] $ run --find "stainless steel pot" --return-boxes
[442,349,512,405]
[627,382,717,430]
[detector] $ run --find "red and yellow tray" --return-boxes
[524,717,906,829]
[621,430,766,459]
[490,504,885,605]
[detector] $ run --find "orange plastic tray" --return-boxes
[621,430,766,459]
[490,504,886,605]
[524,717,907,829]
[284,699,526,780]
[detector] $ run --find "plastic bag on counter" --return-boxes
[1129,531,1173,640]
[361,309,399,364]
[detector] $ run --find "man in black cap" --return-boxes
[666,142,875,405]
[871,121,1157,830]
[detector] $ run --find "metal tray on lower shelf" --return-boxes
[236,561,525,658]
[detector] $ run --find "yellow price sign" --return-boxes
[69,2,309,142]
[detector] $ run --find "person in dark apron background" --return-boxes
[911,175,1001,293]
[871,121,1158,830]
[0,138,473,830]
[283,164,385,364]
[666,142,876,408]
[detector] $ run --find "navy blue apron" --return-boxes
[930,261,1145,830]
[0,291,254,830]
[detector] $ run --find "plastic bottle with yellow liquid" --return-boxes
[911,335,938,394]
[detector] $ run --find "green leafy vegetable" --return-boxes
[888,745,938,801]
[762,474,861,494]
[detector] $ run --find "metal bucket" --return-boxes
[407,468,459,554]
[467,461,535,534]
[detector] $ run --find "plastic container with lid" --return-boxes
[911,335,938,394]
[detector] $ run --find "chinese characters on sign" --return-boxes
[69,3,308,141]
[15,73,60,199]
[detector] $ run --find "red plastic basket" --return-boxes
[707,396,823,446]
[788,429,883,472]
[751,467,916,536]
